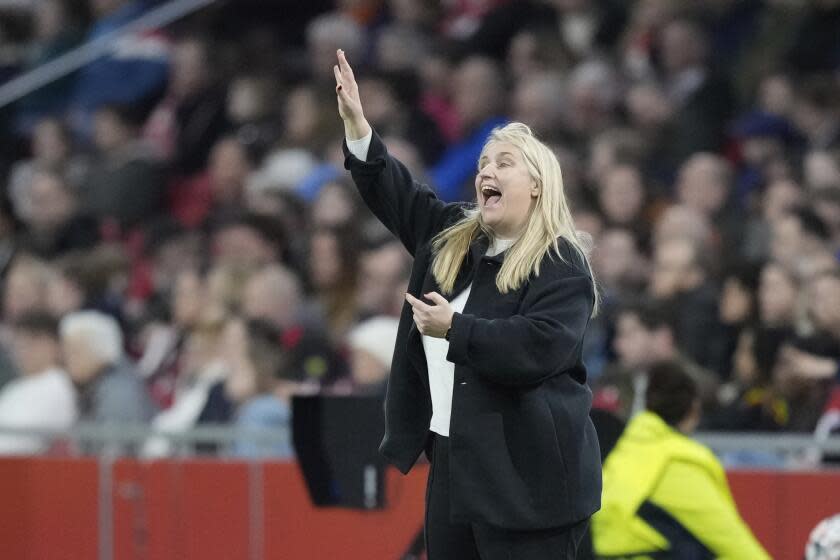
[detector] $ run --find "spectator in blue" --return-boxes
[69,0,170,138]
[14,0,84,134]
[229,320,296,460]
[430,56,507,201]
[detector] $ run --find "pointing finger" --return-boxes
[424,292,447,306]
[405,293,429,311]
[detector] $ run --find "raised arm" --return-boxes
[334,50,462,255]
[334,49,371,143]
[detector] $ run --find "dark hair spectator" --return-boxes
[646,360,699,427]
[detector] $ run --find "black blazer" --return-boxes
[344,131,601,530]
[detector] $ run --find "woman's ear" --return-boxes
[530,180,540,198]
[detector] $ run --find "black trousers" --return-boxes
[424,432,589,560]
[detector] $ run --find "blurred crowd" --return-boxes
[0,0,838,462]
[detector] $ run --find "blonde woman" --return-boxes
[335,50,600,560]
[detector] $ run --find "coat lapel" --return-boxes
[405,235,488,387]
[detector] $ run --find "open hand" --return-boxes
[405,292,454,339]
[334,49,370,140]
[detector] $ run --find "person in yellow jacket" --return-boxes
[592,360,771,559]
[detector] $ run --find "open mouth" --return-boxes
[481,185,502,207]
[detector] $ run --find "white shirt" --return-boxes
[142,361,228,458]
[424,238,514,436]
[0,368,78,455]
[346,132,515,436]
[346,132,373,161]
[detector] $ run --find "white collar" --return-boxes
[487,237,516,257]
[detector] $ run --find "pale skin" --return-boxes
[334,49,537,338]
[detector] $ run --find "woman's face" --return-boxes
[311,183,355,228]
[309,232,341,290]
[733,330,758,386]
[32,119,68,163]
[599,166,644,225]
[172,269,204,328]
[284,87,319,143]
[809,275,840,333]
[475,142,539,239]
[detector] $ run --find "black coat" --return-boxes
[344,131,601,530]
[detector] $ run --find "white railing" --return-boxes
[0,424,839,464]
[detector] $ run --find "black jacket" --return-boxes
[344,131,601,530]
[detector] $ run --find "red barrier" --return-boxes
[728,470,840,560]
[0,458,99,560]
[1,458,838,559]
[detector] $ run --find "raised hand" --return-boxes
[334,49,371,140]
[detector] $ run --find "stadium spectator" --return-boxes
[229,320,295,459]
[60,311,155,431]
[83,104,165,230]
[649,237,726,372]
[142,311,229,458]
[792,78,840,151]
[144,36,229,174]
[2,255,53,321]
[509,71,566,142]
[596,164,649,239]
[0,312,76,454]
[757,261,800,331]
[708,326,791,433]
[169,135,254,228]
[347,316,399,396]
[771,270,840,432]
[305,12,365,84]
[674,153,737,233]
[16,167,99,258]
[565,59,621,145]
[8,118,88,220]
[430,56,508,201]
[595,300,718,420]
[209,213,285,270]
[307,225,361,340]
[357,239,411,318]
[656,16,734,166]
[356,71,445,165]
[69,0,169,137]
[13,0,83,132]
[226,75,279,162]
[592,360,771,559]
[241,264,306,331]
[309,178,365,229]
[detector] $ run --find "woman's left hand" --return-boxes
[405,292,454,338]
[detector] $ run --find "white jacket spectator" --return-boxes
[0,313,77,454]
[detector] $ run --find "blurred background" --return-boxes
[0,0,839,558]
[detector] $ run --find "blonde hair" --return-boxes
[430,122,600,317]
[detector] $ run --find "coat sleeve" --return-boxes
[343,130,464,256]
[445,268,593,386]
